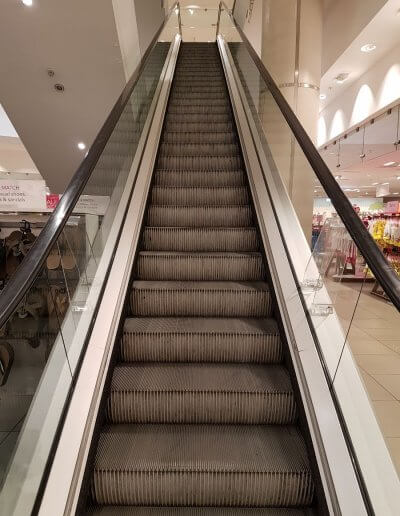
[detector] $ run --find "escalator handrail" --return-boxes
[0,2,180,330]
[220,1,400,311]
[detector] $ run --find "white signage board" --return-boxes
[73,195,110,216]
[0,179,46,212]
[376,184,390,197]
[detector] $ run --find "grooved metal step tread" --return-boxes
[131,280,269,292]
[157,155,242,171]
[110,363,291,392]
[164,122,235,133]
[87,508,314,516]
[142,227,259,251]
[151,186,249,205]
[162,132,237,144]
[169,96,228,103]
[136,252,264,282]
[154,170,246,187]
[123,317,279,335]
[121,317,282,364]
[167,105,230,115]
[159,143,239,156]
[93,425,314,506]
[147,205,252,227]
[107,363,296,424]
[165,113,232,124]
[130,281,272,317]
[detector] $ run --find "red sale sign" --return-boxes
[46,194,60,210]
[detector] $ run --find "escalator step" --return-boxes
[135,252,264,281]
[167,105,230,115]
[142,227,259,252]
[121,317,282,364]
[106,363,296,424]
[130,281,272,317]
[169,95,228,103]
[87,508,315,515]
[92,424,314,506]
[159,143,240,157]
[162,131,236,144]
[157,155,242,171]
[151,186,249,205]
[165,113,232,124]
[163,121,235,133]
[147,205,252,227]
[153,170,246,187]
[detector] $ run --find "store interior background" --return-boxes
[0,0,400,479]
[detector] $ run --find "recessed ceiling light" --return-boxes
[77,142,86,150]
[397,176,400,180]
[22,0,33,5]
[319,93,326,100]
[382,182,389,185]
[334,73,349,84]
[361,43,377,53]
[372,182,379,185]
[383,161,396,167]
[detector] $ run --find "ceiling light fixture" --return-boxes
[382,182,389,185]
[189,8,194,15]
[360,43,377,53]
[22,0,33,5]
[77,142,86,150]
[384,161,396,167]
[372,182,379,185]
[334,73,349,84]
[319,93,326,100]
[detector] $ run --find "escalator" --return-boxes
[1,3,400,516]
[88,42,315,513]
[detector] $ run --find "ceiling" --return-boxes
[320,0,400,109]
[0,0,126,193]
[319,145,400,199]
[167,0,234,42]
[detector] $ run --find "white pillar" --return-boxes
[260,0,322,241]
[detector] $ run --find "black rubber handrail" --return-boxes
[0,2,180,329]
[221,2,400,311]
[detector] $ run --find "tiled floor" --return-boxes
[331,279,400,475]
